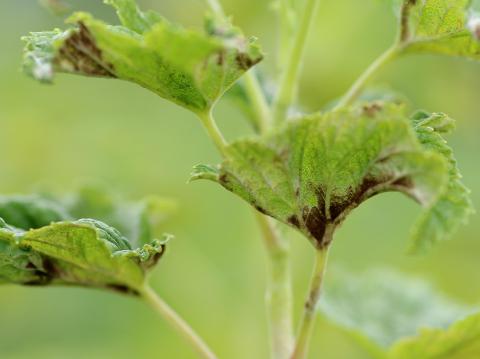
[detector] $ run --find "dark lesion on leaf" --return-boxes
[235,52,262,70]
[56,22,116,78]
[362,102,383,117]
[106,283,140,296]
[400,0,418,42]
[288,172,416,249]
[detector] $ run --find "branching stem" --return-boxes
[273,0,321,124]
[291,244,331,359]
[141,286,218,359]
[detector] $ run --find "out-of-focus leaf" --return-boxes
[192,103,456,250]
[22,0,263,114]
[39,0,70,16]
[0,190,173,295]
[396,0,480,59]
[320,269,472,348]
[389,312,480,359]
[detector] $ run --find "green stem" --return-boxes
[256,213,294,359]
[244,70,272,133]
[141,286,218,359]
[334,45,400,110]
[198,111,228,157]
[273,0,321,125]
[278,0,296,73]
[291,245,331,359]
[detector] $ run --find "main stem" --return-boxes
[141,286,218,359]
[334,45,400,110]
[257,213,294,359]
[273,0,321,125]
[291,246,330,359]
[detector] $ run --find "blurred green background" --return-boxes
[0,1,479,358]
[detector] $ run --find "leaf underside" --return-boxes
[321,269,472,348]
[389,312,480,359]
[22,0,263,114]
[0,187,172,295]
[193,103,472,251]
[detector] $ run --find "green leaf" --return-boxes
[398,0,480,59]
[193,103,453,250]
[320,269,472,348]
[389,312,480,359]
[0,190,172,295]
[22,0,262,114]
[409,111,474,252]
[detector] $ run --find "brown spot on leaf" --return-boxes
[56,22,116,77]
[362,102,383,118]
[106,284,140,296]
[302,206,327,245]
[393,176,414,189]
[235,52,261,70]
[287,215,300,228]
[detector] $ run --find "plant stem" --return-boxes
[198,111,228,157]
[256,213,294,359]
[141,286,218,359]
[244,70,272,133]
[334,45,400,110]
[273,0,321,125]
[277,0,296,73]
[291,245,331,359]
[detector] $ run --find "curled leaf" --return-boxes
[0,189,172,295]
[22,0,263,114]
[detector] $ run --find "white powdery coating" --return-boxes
[467,15,480,40]
[33,61,53,81]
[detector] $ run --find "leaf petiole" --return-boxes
[141,286,219,359]
[198,111,228,157]
[291,243,331,359]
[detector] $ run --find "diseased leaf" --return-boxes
[0,190,172,295]
[389,312,480,359]
[397,0,480,59]
[193,103,454,250]
[409,111,474,252]
[22,0,262,114]
[320,269,472,348]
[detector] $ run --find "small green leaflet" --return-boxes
[0,189,172,295]
[192,103,471,251]
[388,312,480,359]
[23,0,262,114]
[320,269,472,348]
[397,0,480,59]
